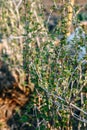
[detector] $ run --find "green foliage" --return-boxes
[1,0,87,130]
[78,12,87,21]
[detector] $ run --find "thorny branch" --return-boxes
[37,86,87,124]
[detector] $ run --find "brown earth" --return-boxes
[0,60,34,130]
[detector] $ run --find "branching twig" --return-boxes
[38,85,87,123]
